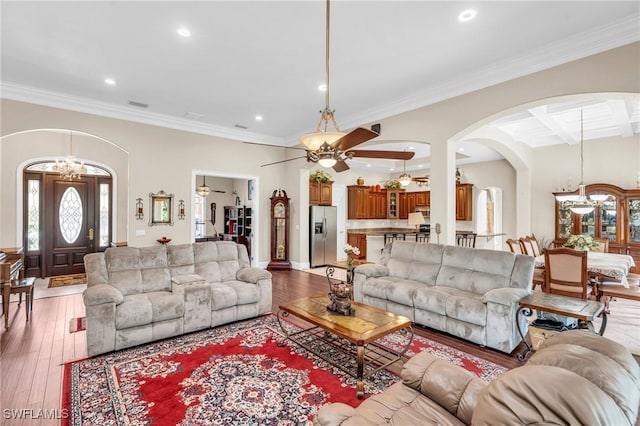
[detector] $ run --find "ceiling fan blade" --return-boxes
[332,159,350,173]
[260,156,307,167]
[244,141,307,151]
[332,127,378,152]
[348,150,415,160]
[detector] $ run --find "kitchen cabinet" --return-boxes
[347,233,367,259]
[347,186,369,219]
[416,191,429,206]
[368,191,387,219]
[456,184,473,221]
[309,180,333,206]
[387,190,404,219]
[399,192,408,219]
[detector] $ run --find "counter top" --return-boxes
[347,228,422,236]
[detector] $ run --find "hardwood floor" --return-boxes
[0,270,523,425]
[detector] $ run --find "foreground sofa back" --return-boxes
[314,330,640,425]
[83,241,272,356]
[354,241,535,353]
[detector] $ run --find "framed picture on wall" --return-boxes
[248,180,255,201]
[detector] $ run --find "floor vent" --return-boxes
[128,100,149,108]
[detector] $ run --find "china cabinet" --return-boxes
[553,183,639,272]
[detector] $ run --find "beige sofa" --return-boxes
[83,241,272,356]
[353,241,535,353]
[314,330,640,425]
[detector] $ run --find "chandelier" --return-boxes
[196,176,211,197]
[555,110,601,214]
[398,158,411,187]
[54,131,86,180]
[298,0,343,168]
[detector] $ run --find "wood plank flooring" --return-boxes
[1,270,524,425]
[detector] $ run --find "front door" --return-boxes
[44,174,97,276]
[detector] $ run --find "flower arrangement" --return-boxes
[384,180,401,189]
[563,234,599,250]
[309,169,331,183]
[344,244,360,268]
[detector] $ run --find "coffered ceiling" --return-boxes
[2,1,639,170]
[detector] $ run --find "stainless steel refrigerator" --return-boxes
[309,205,337,268]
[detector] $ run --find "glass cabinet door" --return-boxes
[579,209,596,237]
[600,198,617,241]
[629,199,640,243]
[557,201,574,238]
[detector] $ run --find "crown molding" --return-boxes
[0,82,286,146]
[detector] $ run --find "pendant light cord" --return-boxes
[325,0,330,112]
[580,109,584,185]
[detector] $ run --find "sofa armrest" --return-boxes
[83,284,123,307]
[237,267,272,284]
[401,352,487,424]
[313,403,376,426]
[482,288,529,306]
[354,263,389,278]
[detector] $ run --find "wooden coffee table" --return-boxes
[516,292,606,361]
[277,295,413,398]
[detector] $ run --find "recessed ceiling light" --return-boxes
[104,78,116,86]
[418,165,423,168]
[177,27,191,37]
[408,146,415,150]
[255,115,263,121]
[458,147,465,152]
[318,84,327,92]
[390,168,395,171]
[458,9,476,22]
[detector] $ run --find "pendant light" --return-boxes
[298,0,342,168]
[398,157,411,187]
[560,110,596,214]
[54,131,87,180]
[196,176,211,197]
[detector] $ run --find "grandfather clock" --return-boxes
[267,189,292,271]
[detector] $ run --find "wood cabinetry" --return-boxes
[309,181,333,206]
[387,190,403,219]
[399,192,408,219]
[455,184,473,221]
[347,186,369,219]
[553,183,640,272]
[415,191,429,206]
[368,191,387,219]
[347,233,367,259]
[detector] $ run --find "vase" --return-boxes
[327,281,353,315]
[357,177,364,186]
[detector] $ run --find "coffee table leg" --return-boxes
[356,344,365,399]
[516,306,533,361]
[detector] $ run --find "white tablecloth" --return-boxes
[534,252,636,288]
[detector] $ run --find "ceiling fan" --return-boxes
[250,0,415,173]
[196,176,226,197]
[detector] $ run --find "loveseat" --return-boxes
[353,241,534,353]
[313,330,640,425]
[83,241,272,356]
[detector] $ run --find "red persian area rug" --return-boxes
[62,315,507,425]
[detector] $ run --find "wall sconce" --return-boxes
[135,198,144,220]
[178,199,185,220]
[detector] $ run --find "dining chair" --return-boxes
[519,237,536,257]
[543,247,589,300]
[456,233,476,248]
[415,233,429,243]
[505,238,523,254]
[383,233,406,245]
[592,238,610,253]
[526,235,543,257]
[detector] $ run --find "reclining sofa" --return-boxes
[83,241,272,356]
[353,241,534,353]
[313,330,640,425]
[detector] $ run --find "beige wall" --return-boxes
[1,42,639,269]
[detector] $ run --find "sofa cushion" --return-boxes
[116,294,153,329]
[105,246,171,295]
[167,244,196,276]
[146,291,185,322]
[445,292,487,326]
[385,242,444,283]
[209,281,260,310]
[436,246,515,295]
[194,241,242,283]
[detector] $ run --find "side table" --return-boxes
[516,292,606,361]
[3,276,36,330]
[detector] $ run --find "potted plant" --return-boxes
[310,170,331,183]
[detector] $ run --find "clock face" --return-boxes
[274,202,285,218]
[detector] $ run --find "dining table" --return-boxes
[534,251,636,288]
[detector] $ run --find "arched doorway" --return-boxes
[23,161,113,277]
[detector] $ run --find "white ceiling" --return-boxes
[2,1,639,171]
